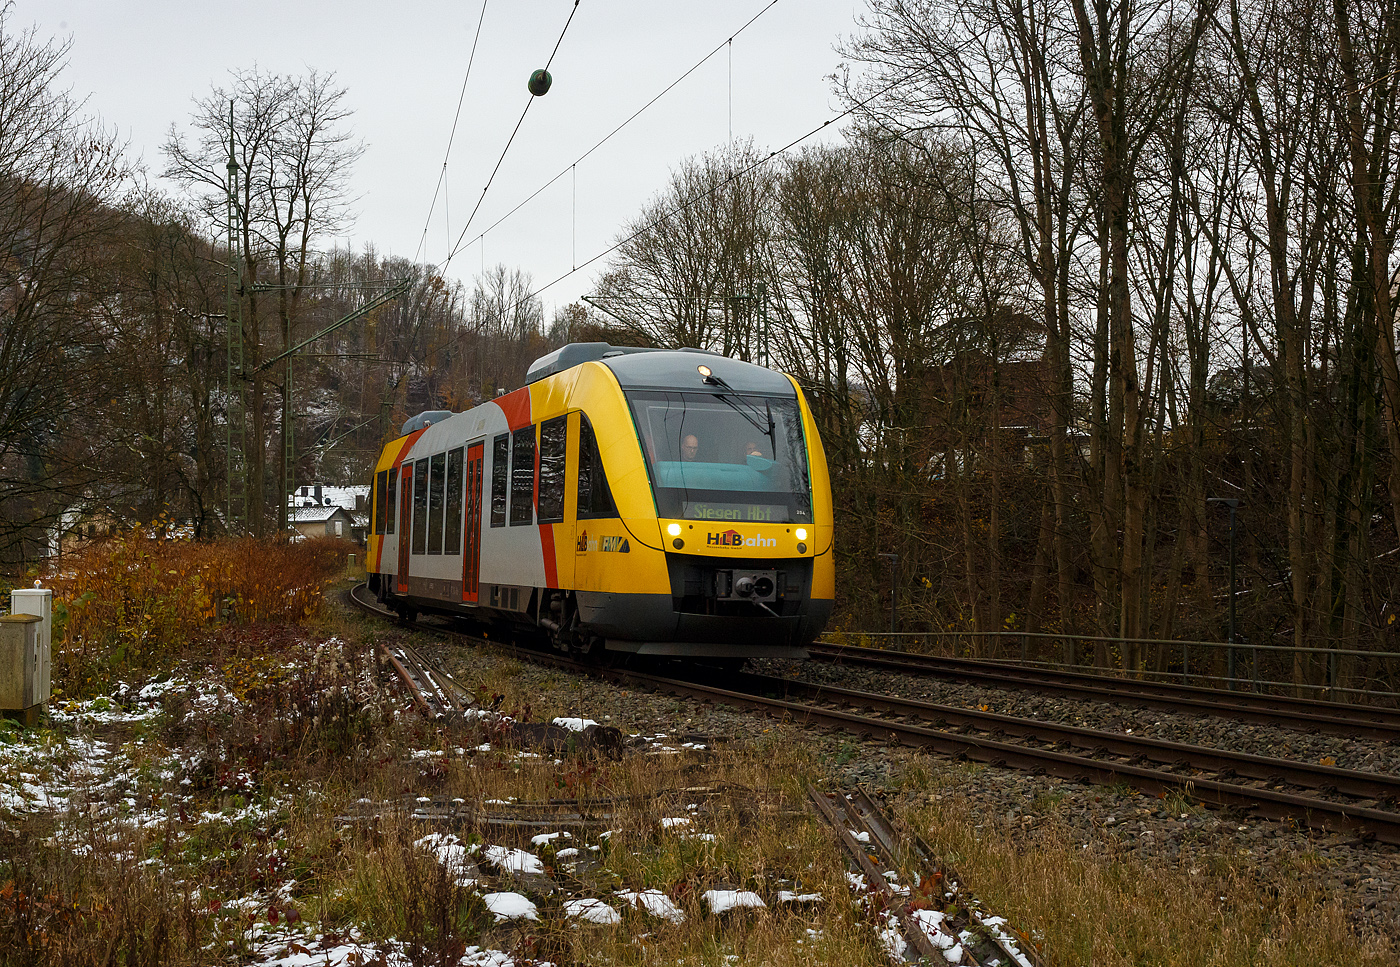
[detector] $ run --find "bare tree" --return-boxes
[592,141,776,356]
[0,8,129,561]
[164,67,362,534]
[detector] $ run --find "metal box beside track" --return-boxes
[2,587,52,725]
[0,615,46,725]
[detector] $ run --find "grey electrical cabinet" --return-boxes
[0,614,47,725]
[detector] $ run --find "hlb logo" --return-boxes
[707,529,776,548]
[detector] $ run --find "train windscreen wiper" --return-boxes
[702,371,774,440]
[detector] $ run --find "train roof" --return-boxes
[526,343,793,396]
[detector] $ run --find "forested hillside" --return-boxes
[0,15,567,560]
[3,0,1400,692]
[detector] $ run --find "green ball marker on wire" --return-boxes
[528,69,552,96]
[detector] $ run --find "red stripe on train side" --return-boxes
[495,387,532,431]
[372,428,427,573]
[540,525,558,588]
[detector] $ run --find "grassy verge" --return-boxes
[879,759,1395,966]
[0,536,1394,965]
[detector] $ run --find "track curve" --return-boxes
[345,584,1400,845]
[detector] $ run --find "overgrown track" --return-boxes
[348,585,477,718]
[346,585,1400,845]
[809,785,1044,967]
[808,642,1400,740]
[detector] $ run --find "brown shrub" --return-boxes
[46,531,355,697]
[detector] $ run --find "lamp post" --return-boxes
[878,553,899,636]
[1208,498,1241,688]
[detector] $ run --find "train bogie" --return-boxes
[365,344,835,660]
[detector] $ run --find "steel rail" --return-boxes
[806,785,948,963]
[729,669,1400,804]
[351,586,475,716]
[599,667,1400,845]
[843,786,1044,967]
[343,586,1400,845]
[807,642,1400,739]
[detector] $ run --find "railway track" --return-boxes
[731,668,1400,805]
[808,641,1400,740]
[346,585,1400,846]
[810,785,1044,967]
[383,635,476,716]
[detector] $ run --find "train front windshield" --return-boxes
[627,390,813,524]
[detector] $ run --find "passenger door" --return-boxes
[396,462,413,594]
[462,442,484,603]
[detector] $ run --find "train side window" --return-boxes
[490,434,509,527]
[538,416,567,524]
[427,451,446,554]
[509,426,536,526]
[412,458,429,554]
[445,447,464,551]
[577,414,617,519]
[385,464,397,535]
[374,469,388,534]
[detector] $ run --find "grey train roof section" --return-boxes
[400,410,454,435]
[526,343,792,396]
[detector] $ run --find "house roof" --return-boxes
[288,483,369,511]
[289,506,354,524]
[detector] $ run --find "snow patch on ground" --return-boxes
[481,892,538,921]
[616,889,686,923]
[483,845,544,874]
[564,898,621,924]
[703,889,766,914]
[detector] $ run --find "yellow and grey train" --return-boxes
[365,343,835,659]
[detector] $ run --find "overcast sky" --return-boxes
[17,0,867,317]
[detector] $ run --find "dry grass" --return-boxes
[4,541,1395,966]
[886,758,1396,966]
[284,726,889,967]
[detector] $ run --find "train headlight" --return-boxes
[667,523,682,537]
[697,365,712,378]
[795,528,808,541]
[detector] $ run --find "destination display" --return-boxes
[682,501,789,523]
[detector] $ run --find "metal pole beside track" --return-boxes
[878,553,898,635]
[1209,498,1241,690]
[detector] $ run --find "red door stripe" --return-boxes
[372,428,426,573]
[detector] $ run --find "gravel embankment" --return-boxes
[422,636,1400,944]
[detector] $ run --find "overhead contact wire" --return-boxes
[443,0,582,269]
[415,0,491,266]
[441,62,914,345]
[517,67,915,306]
[450,0,781,263]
